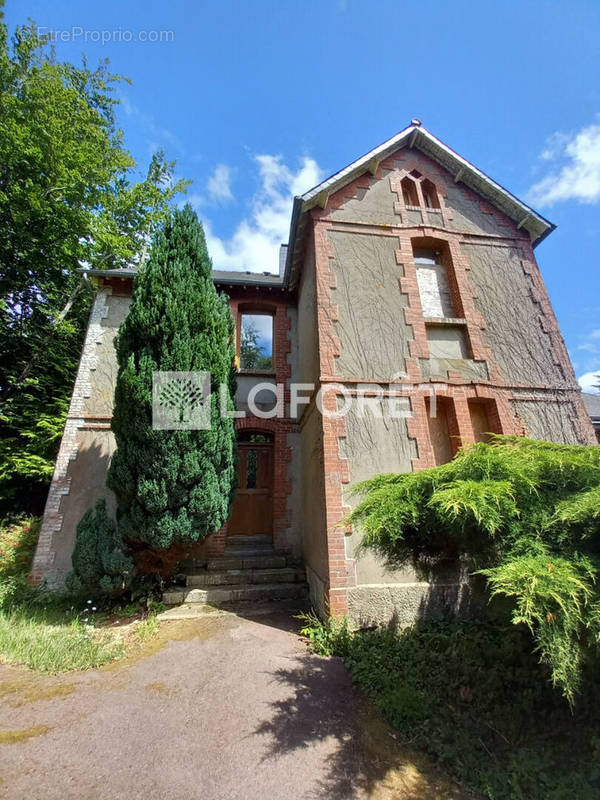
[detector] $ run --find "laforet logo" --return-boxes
[152,371,211,430]
[158,377,205,423]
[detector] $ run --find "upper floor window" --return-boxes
[414,248,456,318]
[240,312,274,371]
[401,176,419,207]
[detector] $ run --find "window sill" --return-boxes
[423,317,467,326]
[238,368,277,378]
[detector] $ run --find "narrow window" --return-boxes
[468,399,501,443]
[414,248,455,318]
[240,313,273,370]
[422,179,440,209]
[426,396,459,464]
[401,176,419,207]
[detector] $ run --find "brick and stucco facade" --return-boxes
[32,122,596,625]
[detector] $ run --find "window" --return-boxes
[468,399,501,443]
[414,248,456,318]
[246,449,258,488]
[426,396,459,465]
[422,179,440,209]
[240,313,273,370]
[401,176,419,207]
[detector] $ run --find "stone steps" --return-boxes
[163,581,307,606]
[164,535,307,608]
[226,534,272,547]
[186,567,302,587]
[207,554,287,571]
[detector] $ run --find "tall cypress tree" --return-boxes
[107,205,237,549]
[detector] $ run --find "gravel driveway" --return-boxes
[0,609,468,799]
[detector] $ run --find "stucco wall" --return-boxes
[296,238,319,388]
[299,405,328,611]
[328,172,399,225]
[340,399,418,585]
[32,288,130,586]
[83,293,130,417]
[329,231,411,381]
[463,242,566,387]
[512,397,582,444]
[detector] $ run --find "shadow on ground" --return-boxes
[254,618,469,800]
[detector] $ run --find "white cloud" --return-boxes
[185,193,206,210]
[578,371,600,394]
[207,164,233,203]
[528,117,600,206]
[203,154,323,273]
[119,95,183,157]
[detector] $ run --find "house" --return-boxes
[582,392,600,442]
[31,121,596,625]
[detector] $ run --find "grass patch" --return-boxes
[0,516,161,672]
[0,609,125,672]
[301,614,600,800]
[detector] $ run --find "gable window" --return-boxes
[240,313,273,371]
[401,176,419,207]
[421,179,440,209]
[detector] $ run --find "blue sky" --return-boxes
[7,0,600,390]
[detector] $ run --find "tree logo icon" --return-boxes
[152,371,211,430]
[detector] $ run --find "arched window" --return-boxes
[401,176,419,207]
[422,179,440,209]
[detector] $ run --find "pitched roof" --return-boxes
[284,120,555,289]
[84,267,285,289]
[582,392,600,420]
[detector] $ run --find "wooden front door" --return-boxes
[228,437,274,536]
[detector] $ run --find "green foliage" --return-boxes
[66,499,133,595]
[298,610,351,657]
[303,617,600,799]
[481,554,595,698]
[107,205,237,549]
[0,15,188,514]
[348,437,600,699]
[0,516,40,577]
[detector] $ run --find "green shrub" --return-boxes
[0,516,40,577]
[66,499,133,595]
[303,617,600,799]
[348,437,600,700]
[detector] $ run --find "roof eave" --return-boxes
[285,124,555,285]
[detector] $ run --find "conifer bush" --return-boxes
[348,436,600,700]
[106,205,237,550]
[66,499,133,594]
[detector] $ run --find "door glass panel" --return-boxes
[246,449,258,489]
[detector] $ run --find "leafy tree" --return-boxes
[0,11,188,514]
[348,436,600,701]
[106,205,237,550]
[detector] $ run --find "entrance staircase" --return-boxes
[163,535,308,607]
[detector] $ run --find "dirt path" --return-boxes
[0,610,470,799]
